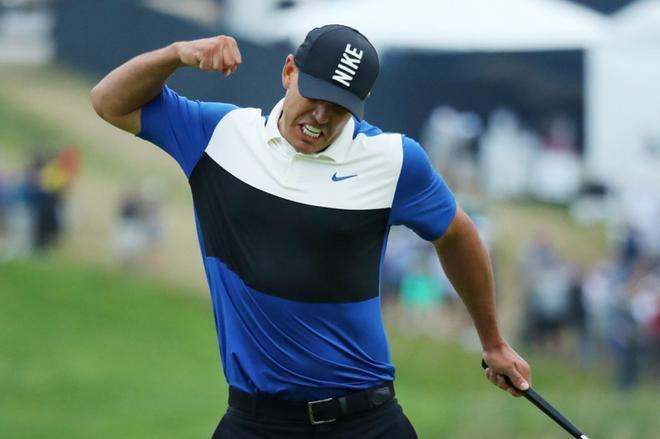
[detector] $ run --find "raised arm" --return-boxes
[433,207,532,397]
[90,35,242,134]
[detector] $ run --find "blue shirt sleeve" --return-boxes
[137,86,238,177]
[389,136,457,241]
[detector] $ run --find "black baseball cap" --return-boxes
[294,24,379,120]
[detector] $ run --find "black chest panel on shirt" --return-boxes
[189,153,390,304]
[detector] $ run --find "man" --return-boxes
[91,25,531,438]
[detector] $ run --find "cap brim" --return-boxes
[297,71,365,120]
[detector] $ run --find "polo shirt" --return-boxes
[138,86,457,400]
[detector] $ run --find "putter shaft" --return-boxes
[481,360,588,439]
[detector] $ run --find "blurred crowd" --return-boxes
[382,204,660,393]
[421,105,582,202]
[520,226,660,391]
[381,209,493,345]
[0,147,167,269]
[0,147,79,260]
[380,104,660,391]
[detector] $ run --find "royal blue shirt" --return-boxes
[139,87,456,400]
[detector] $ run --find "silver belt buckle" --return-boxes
[307,397,336,425]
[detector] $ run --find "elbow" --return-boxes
[90,84,105,119]
[89,83,140,134]
[90,84,112,121]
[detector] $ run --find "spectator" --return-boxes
[114,179,164,269]
[520,232,570,352]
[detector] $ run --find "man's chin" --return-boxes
[292,140,327,155]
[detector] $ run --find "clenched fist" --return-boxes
[174,35,242,76]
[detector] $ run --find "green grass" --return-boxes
[0,259,223,439]
[1,258,658,438]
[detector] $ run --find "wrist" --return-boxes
[168,42,187,68]
[481,336,507,352]
[474,320,506,351]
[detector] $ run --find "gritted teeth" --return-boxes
[304,124,321,134]
[302,124,322,138]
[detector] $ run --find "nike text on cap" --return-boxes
[294,24,379,120]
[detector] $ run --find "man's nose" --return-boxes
[311,101,331,124]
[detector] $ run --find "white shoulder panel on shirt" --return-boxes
[204,108,404,210]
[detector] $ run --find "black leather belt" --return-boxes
[228,383,395,425]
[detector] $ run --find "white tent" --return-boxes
[274,0,608,52]
[586,0,660,190]
[606,0,660,45]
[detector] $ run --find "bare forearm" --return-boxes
[434,207,532,395]
[90,35,242,133]
[91,43,182,121]
[433,208,504,350]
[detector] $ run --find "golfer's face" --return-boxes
[279,69,351,154]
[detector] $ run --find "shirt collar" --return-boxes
[263,98,355,163]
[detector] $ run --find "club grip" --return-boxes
[481,359,519,389]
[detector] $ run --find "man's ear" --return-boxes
[282,54,296,89]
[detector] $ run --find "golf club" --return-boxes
[481,360,589,439]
